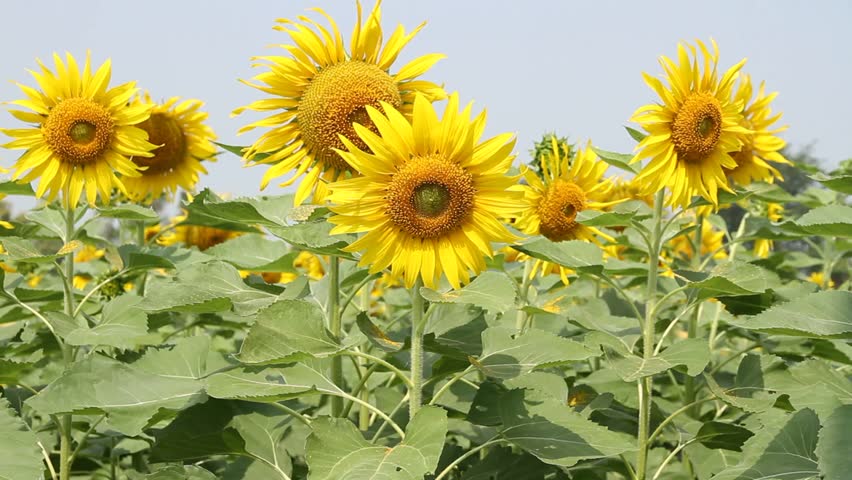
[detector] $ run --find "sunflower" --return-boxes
[234,1,446,206]
[2,52,156,207]
[631,40,749,208]
[157,214,243,251]
[514,138,619,282]
[328,93,521,289]
[726,75,790,186]
[753,202,783,258]
[122,93,217,202]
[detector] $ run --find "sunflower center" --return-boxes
[386,155,475,239]
[134,112,187,174]
[537,180,587,242]
[43,98,115,165]
[671,93,723,163]
[298,61,402,172]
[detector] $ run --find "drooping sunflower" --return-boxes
[631,40,749,208]
[726,75,790,186]
[122,93,217,202]
[234,1,446,206]
[2,52,156,207]
[514,138,620,283]
[328,93,521,289]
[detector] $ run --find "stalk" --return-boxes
[328,257,343,417]
[409,277,425,417]
[359,284,372,430]
[59,201,81,480]
[683,214,704,415]
[514,259,534,332]
[636,189,665,480]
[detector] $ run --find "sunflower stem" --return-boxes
[409,277,425,417]
[514,259,534,332]
[59,200,82,480]
[637,189,665,480]
[329,256,344,417]
[359,285,373,430]
[683,214,704,417]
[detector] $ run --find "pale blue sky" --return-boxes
[1,0,849,206]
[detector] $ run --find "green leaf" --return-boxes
[0,181,34,196]
[118,245,178,272]
[420,271,517,314]
[810,171,852,194]
[355,312,403,352]
[512,238,603,273]
[134,336,213,379]
[815,405,852,480]
[96,204,159,221]
[268,221,355,257]
[25,206,67,240]
[686,261,779,300]
[0,395,43,480]
[576,209,636,227]
[0,236,60,263]
[305,405,447,480]
[182,189,284,230]
[65,295,152,349]
[239,300,340,364]
[704,354,779,413]
[712,409,819,480]
[474,327,595,379]
[206,235,297,272]
[141,261,277,316]
[783,205,852,237]
[625,126,647,142]
[206,359,338,402]
[764,359,852,419]
[589,333,709,381]
[727,290,852,338]
[26,355,205,436]
[590,146,639,174]
[145,465,218,480]
[695,421,754,451]
[498,389,634,467]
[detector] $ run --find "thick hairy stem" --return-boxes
[637,189,665,480]
[409,277,425,417]
[328,257,343,417]
[683,214,704,415]
[59,201,81,480]
[514,259,534,332]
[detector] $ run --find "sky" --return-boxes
[0,0,850,210]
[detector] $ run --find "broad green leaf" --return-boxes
[25,206,67,240]
[207,359,338,402]
[26,355,205,436]
[96,204,159,221]
[305,405,447,480]
[182,189,279,230]
[145,465,218,480]
[356,312,403,352]
[590,333,709,381]
[0,236,60,263]
[457,446,558,480]
[135,336,213,379]
[782,205,852,237]
[815,405,852,480]
[142,261,277,316]
[727,290,852,338]
[206,235,298,272]
[765,359,852,419]
[810,171,852,194]
[625,126,647,142]
[268,221,355,257]
[695,421,754,451]
[474,327,595,379]
[239,300,340,364]
[499,389,634,467]
[117,245,179,271]
[0,181,34,196]
[712,409,819,480]
[590,146,639,174]
[687,261,779,300]
[420,271,517,314]
[704,354,779,413]
[512,238,603,273]
[65,295,152,349]
[0,395,43,480]
[576,209,635,227]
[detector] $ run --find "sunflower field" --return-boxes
[0,2,850,480]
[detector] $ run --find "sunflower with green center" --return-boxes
[328,93,521,289]
[514,138,619,283]
[2,52,156,207]
[631,40,749,208]
[122,93,217,202]
[234,0,446,206]
[726,75,790,186]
